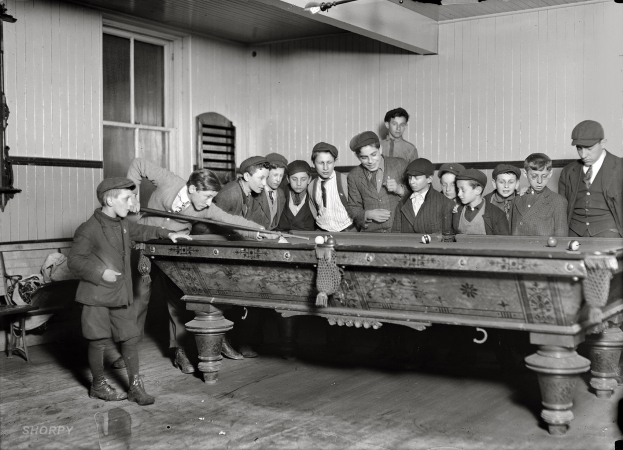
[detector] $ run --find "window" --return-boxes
[102,27,173,204]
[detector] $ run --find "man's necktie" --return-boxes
[292,192,302,206]
[321,179,328,208]
[269,190,275,205]
[389,139,394,158]
[584,165,593,189]
[503,199,511,221]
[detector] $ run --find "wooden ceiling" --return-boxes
[67,0,593,45]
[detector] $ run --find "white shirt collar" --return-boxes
[172,185,191,212]
[410,186,430,200]
[584,149,607,178]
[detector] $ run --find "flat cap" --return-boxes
[492,164,521,180]
[349,131,380,152]
[312,142,338,159]
[571,120,604,147]
[96,177,135,201]
[239,156,269,174]
[287,160,311,176]
[266,152,288,169]
[437,163,465,178]
[405,158,435,177]
[456,168,487,189]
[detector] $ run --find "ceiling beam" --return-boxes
[253,0,438,54]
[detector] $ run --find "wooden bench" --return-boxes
[0,239,78,361]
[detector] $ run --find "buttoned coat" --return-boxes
[392,188,454,235]
[248,187,286,230]
[511,187,568,237]
[452,202,510,235]
[558,151,623,236]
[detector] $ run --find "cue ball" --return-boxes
[546,237,557,247]
[421,234,432,244]
[568,240,580,251]
[315,236,324,245]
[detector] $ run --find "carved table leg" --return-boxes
[277,315,297,360]
[525,343,590,435]
[584,324,623,398]
[185,307,233,384]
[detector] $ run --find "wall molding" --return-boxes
[10,157,103,169]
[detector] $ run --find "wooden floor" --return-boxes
[0,318,622,450]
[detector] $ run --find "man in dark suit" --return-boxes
[249,153,287,230]
[347,131,408,232]
[559,120,623,238]
[278,160,316,231]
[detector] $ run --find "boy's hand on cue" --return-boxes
[168,232,192,243]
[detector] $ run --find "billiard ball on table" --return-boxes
[315,236,324,245]
[546,237,558,247]
[568,240,580,251]
[421,234,432,244]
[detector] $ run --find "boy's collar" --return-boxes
[238,178,251,196]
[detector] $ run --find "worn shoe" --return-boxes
[128,375,155,406]
[221,337,243,360]
[89,375,127,401]
[239,344,258,358]
[173,348,195,374]
[111,356,126,369]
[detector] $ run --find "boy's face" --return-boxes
[107,190,134,218]
[188,185,218,211]
[385,116,407,139]
[576,141,604,166]
[357,145,382,172]
[244,168,269,194]
[267,167,285,190]
[524,168,552,192]
[457,180,481,206]
[440,173,457,200]
[408,175,431,194]
[494,173,518,198]
[289,172,310,194]
[313,152,336,180]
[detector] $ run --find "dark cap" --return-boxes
[492,164,521,180]
[384,107,409,123]
[311,142,338,159]
[266,152,288,169]
[349,131,380,152]
[571,120,604,147]
[437,163,465,178]
[456,168,487,189]
[405,158,435,177]
[287,160,311,176]
[96,177,135,202]
[239,156,269,174]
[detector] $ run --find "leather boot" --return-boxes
[239,344,258,358]
[128,375,155,406]
[221,336,243,360]
[111,356,126,369]
[173,348,195,374]
[89,375,127,401]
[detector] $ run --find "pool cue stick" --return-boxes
[139,207,310,240]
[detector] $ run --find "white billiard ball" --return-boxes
[568,240,580,251]
[315,236,324,245]
[421,234,432,244]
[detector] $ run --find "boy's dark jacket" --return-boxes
[451,201,510,235]
[68,209,170,307]
[392,188,454,235]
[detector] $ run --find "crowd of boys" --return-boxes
[69,112,622,405]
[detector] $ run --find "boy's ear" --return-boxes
[188,185,196,194]
[243,172,251,181]
[521,169,528,178]
[384,122,390,130]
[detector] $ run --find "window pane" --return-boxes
[103,34,131,123]
[138,130,168,205]
[134,41,164,127]
[103,126,134,178]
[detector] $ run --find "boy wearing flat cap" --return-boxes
[453,168,510,235]
[250,153,287,230]
[308,142,354,232]
[278,160,316,231]
[559,120,623,238]
[512,153,568,237]
[68,178,189,405]
[380,107,418,163]
[347,131,408,232]
[438,163,465,205]
[392,158,454,236]
[484,164,521,224]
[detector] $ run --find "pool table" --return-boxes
[142,233,623,435]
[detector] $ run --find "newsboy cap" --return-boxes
[266,152,288,169]
[456,168,487,189]
[349,131,380,152]
[437,163,465,178]
[492,164,521,180]
[287,160,311,176]
[405,158,435,177]
[311,142,338,159]
[571,120,604,147]
[96,177,135,202]
[239,156,269,174]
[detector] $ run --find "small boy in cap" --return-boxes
[251,153,287,230]
[278,160,316,231]
[68,177,190,405]
[558,120,623,238]
[453,168,510,235]
[308,142,354,232]
[392,158,454,236]
[347,131,408,232]
[512,153,568,237]
[437,163,465,205]
[380,107,418,163]
[484,164,521,224]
